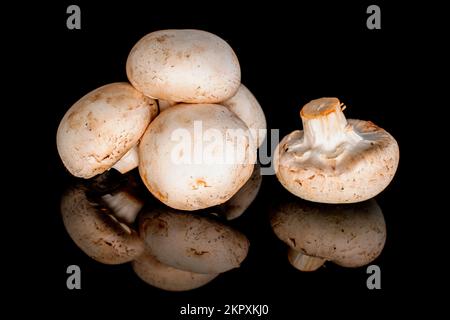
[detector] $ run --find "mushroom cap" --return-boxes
[274,98,399,203]
[132,249,218,291]
[57,82,158,178]
[139,103,256,210]
[222,84,267,147]
[139,207,249,274]
[219,164,262,220]
[126,29,241,103]
[270,199,386,267]
[61,187,144,264]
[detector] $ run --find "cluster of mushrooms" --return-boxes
[57,28,400,287]
[57,29,266,209]
[58,29,265,291]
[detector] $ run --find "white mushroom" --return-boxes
[139,207,250,274]
[270,199,386,271]
[127,29,241,103]
[57,82,158,178]
[61,186,144,264]
[132,249,218,291]
[274,97,399,203]
[222,84,267,147]
[139,103,256,210]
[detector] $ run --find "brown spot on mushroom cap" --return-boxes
[67,111,82,129]
[146,183,169,202]
[156,34,172,43]
[192,179,209,190]
[188,248,209,256]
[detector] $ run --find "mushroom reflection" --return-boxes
[61,171,252,291]
[139,206,249,275]
[131,180,252,290]
[61,173,145,264]
[132,248,218,292]
[270,198,386,271]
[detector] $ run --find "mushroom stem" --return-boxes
[300,98,361,149]
[101,191,144,224]
[288,248,325,272]
[112,146,139,174]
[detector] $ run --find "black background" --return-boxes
[12,0,437,316]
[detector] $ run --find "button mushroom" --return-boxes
[270,198,386,271]
[222,84,267,148]
[132,248,218,291]
[139,103,256,210]
[126,29,241,103]
[139,207,249,274]
[57,82,158,178]
[274,97,399,203]
[61,186,144,264]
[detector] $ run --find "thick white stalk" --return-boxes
[300,98,361,150]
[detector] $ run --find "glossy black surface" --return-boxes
[23,1,428,316]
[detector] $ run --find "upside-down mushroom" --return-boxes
[270,198,386,271]
[274,97,399,203]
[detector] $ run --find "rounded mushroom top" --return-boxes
[126,29,241,103]
[274,97,399,203]
[139,103,256,211]
[57,83,158,178]
[270,199,386,267]
[139,207,250,274]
